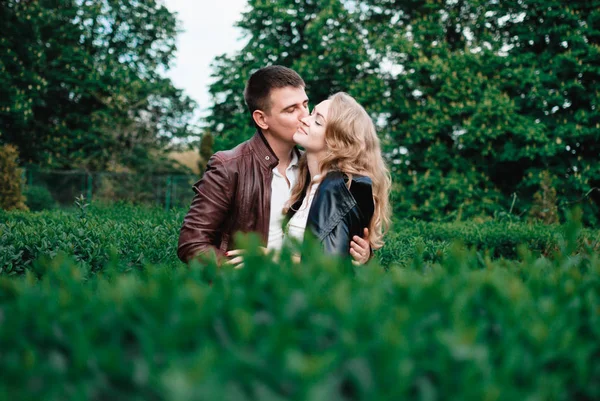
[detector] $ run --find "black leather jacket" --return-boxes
[286,171,375,257]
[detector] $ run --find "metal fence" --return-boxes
[24,167,199,210]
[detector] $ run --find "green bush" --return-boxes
[0,204,185,275]
[1,204,599,276]
[0,144,27,211]
[23,185,57,211]
[378,218,597,267]
[0,221,598,400]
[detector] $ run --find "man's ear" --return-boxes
[252,110,269,130]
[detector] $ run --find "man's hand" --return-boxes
[350,228,371,265]
[225,247,268,269]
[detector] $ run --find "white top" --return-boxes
[285,175,321,244]
[266,151,299,250]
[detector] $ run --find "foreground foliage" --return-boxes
[0,209,599,400]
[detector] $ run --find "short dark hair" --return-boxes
[244,65,305,115]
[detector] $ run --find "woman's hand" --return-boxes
[350,228,371,265]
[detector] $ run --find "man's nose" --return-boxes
[299,106,310,119]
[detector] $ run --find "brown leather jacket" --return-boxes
[178,131,296,263]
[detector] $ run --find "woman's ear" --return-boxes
[252,110,269,130]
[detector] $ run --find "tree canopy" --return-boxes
[0,0,197,171]
[207,0,600,225]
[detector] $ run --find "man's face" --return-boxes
[262,86,309,144]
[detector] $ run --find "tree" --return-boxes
[198,130,214,176]
[360,0,600,223]
[0,0,198,171]
[206,0,600,225]
[206,0,386,152]
[0,145,28,211]
[490,0,600,224]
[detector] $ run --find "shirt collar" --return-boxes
[272,149,300,176]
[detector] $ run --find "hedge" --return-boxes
[0,224,599,400]
[1,204,599,275]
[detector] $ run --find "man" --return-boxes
[178,65,370,265]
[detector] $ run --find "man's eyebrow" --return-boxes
[282,98,309,110]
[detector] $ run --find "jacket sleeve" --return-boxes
[350,179,375,260]
[321,179,374,258]
[320,221,352,257]
[177,154,232,263]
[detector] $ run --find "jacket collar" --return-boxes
[285,170,353,224]
[308,171,358,241]
[249,130,302,170]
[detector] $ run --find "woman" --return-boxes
[283,92,391,258]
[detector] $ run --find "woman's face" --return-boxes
[293,99,330,153]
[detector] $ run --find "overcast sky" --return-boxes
[164,0,248,123]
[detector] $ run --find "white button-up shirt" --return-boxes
[267,151,299,250]
[286,174,321,244]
